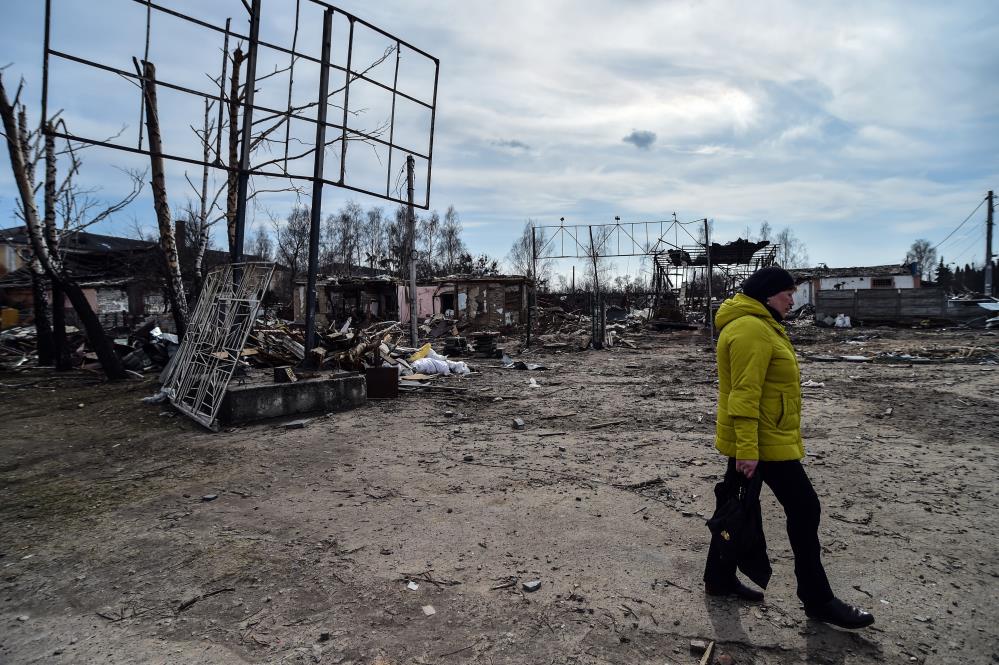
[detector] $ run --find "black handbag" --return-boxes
[706,472,772,589]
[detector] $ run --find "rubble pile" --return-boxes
[531,306,648,350]
[0,326,39,367]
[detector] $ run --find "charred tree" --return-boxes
[0,74,128,380]
[138,60,188,337]
[28,261,55,366]
[225,47,245,254]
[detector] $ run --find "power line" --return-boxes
[932,196,986,252]
[949,227,987,266]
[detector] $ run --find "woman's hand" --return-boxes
[736,459,758,478]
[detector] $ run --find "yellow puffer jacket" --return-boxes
[714,293,804,461]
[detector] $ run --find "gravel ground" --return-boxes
[1,323,997,664]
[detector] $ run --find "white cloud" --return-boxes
[1,0,996,272]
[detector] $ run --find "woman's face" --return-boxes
[767,288,795,317]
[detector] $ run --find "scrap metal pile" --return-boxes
[0,321,179,374]
[243,316,471,372]
[531,305,649,350]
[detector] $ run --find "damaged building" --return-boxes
[293,274,532,328]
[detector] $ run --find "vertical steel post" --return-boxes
[986,190,994,296]
[303,9,333,363]
[704,218,714,341]
[527,226,535,347]
[232,0,261,263]
[589,225,602,349]
[406,155,418,346]
[42,0,51,126]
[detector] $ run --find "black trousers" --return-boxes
[703,457,834,607]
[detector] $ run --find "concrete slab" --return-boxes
[220,371,365,424]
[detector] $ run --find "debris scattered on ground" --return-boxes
[521,579,542,593]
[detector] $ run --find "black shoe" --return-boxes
[704,579,764,602]
[805,597,875,629]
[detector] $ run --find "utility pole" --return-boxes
[527,225,536,347]
[986,190,994,297]
[406,155,418,346]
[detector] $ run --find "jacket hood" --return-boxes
[715,293,775,330]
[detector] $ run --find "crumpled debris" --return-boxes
[410,348,470,376]
[141,387,176,404]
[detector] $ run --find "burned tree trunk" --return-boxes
[51,281,72,371]
[42,129,70,370]
[225,48,244,255]
[40,127,126,378]
[139,61,188,337]
[1,76,127,380]
[29,261,55,366]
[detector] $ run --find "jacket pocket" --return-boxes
[777,393,787,428]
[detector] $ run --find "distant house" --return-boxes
[0,224,283,329]
[787,264,920,311]
[0,226,165,328]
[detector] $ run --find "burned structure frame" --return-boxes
[41,0,439,355]
[528,218,779,344]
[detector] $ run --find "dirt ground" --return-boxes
[1,322,997,665]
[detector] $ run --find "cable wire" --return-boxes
[933,196,986,252]
[949,227,987,266]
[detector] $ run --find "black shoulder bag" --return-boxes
[706,472,772,589]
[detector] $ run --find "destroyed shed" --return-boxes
[0,227,167,328]
[293,274,402,327]
[293,274,532,328]
[0,225,284,330]
[427,275,531,326]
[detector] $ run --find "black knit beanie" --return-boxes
[741,266,795,303]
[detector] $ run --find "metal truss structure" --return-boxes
[166,262,274,430]
[536,218,704,260]
[43,0,439,212]
[43,0,438,354]
[527,217,780,343]
[652,240,779,312]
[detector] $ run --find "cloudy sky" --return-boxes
[2,0,997,278]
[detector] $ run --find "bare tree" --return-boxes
[583,225,616,291]
[774,226,809,268]
[271,206,310,287]
[383,207,409,277]
[420,209,440,271]
[758,221,773,243]
[136,60,188,336]
[906,238,937,280]
[439,205,466,274]
[507,219,554,287]
[362,207,385,272]
[183,97,226,294]
[1,73,143,380]
[250,224,273,261]
[333,201,364,275]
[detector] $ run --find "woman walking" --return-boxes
[703,266,874,630]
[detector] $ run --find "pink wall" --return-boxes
[397,285,437,322]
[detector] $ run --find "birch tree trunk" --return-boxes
[29,260,55,366]
[140,61,188,337]
[191,98,213,301]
